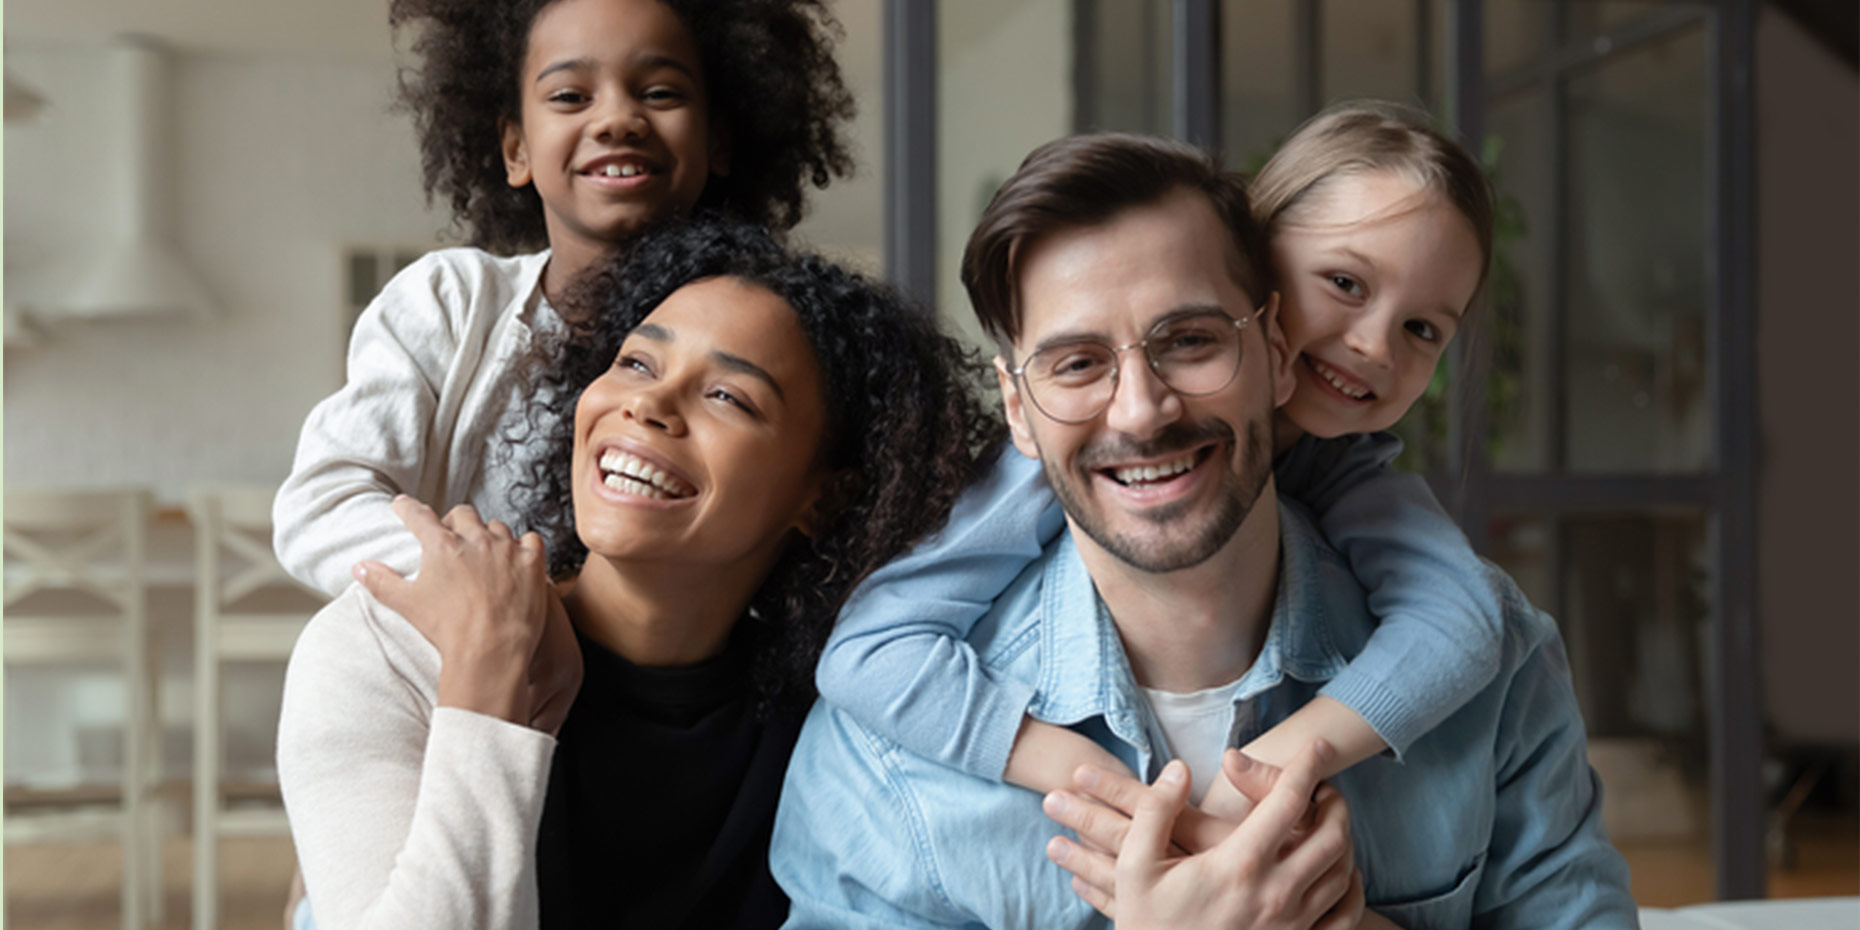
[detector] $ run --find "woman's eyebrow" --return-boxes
[711,351,784,401]
[633,323,674,343]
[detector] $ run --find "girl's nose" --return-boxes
[1342,314,1394,368]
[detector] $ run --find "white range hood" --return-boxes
[60,36,216,321]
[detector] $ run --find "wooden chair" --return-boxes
[187,486,325,930]
[4,487,163,930]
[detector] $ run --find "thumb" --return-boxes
[353,560,417,617]
[1221,748,1282,806]
[1122,760,1191,876]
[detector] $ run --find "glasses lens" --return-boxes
[1025,342,1117,422]
[1149,314,1242,396]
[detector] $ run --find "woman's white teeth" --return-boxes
[604,473,668,500]
[598,450,692,497]
[600,163,644,178]
[1112,453,1197,485]
[1311,358,1370,399]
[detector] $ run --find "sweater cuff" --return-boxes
[965,674,1041,781]
[426,707,557,814]
[1318,669,1425,762]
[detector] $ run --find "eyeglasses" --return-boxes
[1010,309,1254,424]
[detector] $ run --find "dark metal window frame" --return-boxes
[886,0,1761,900]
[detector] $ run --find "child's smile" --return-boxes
[502,0,727,282]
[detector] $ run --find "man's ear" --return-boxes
[707,116,732,179]
[996,355,1041,461]
[501,118,532,188]
[1257,292,1296,409]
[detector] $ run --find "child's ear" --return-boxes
[995,355,1041,461]
[1257,292,1296,408]
[501,118,532,188]
[707,117,733,179]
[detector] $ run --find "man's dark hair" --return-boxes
[389,0,857,254]
[960,133,1272,351]
[514,216,1002,709]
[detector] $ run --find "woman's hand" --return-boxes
[1042,742,1362,929]
[355,496,582,734]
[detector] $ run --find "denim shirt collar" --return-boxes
[1026,500,1354,754]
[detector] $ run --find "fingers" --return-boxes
[1043,790,1127,855]
[1119,760,1190,877]
[389,495,453,552]
[1218,739,1331,864]
[1300,852,1356,921]
[1068,874,1117,921]
[1046,834,1117,904]
[1221,747,1283,805]
[1309,867,1366,930]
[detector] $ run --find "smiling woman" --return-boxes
[275,217,998,930]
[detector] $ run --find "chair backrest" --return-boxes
[187,485,322,659]
[4,488,153,613]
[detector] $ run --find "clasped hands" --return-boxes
[353,496,582,736]
[1041,741,1373,930]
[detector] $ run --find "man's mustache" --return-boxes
[1075,418,1235,471]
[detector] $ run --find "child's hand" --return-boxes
[1042,742,1358,929]
[354,496,581,733]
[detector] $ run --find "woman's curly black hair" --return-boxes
[515,216,1003,709]
[388,0,856,254]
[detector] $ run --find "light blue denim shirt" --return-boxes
[774,500,1636,930]
[815,433,1507,781]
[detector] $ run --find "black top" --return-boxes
[536,630,805,929]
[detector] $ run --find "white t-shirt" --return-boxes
[1141,680,1242,804]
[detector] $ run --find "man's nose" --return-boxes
[1102,350,1183,440]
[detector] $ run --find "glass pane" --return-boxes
[1485,88,1553,472]
[1221,0,1300,172]
[793,0,884,277]
[1483,513,1554,609]
[1568,1,1675,43]
[1076,0,1172,135]
[1564,25,1710,472]
[936,0,1083,351]
[1557,511,1716,905]
[1485,0,1550,77]
[1321,0,1419,105]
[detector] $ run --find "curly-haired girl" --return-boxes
[274,0,856,595]
[279,218,998,929]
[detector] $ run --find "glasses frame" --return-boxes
[1010,309,1256,424]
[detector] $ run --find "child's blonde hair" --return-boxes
[1250,100,1495,293]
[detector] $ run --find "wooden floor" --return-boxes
[4,820,1855,927]
[5,835,297,930]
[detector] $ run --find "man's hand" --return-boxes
[1042,742,1362,929]
[354,496,581,734]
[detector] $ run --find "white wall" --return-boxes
[5,44,444,496]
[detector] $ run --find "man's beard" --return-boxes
[1042,416,1273,574]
